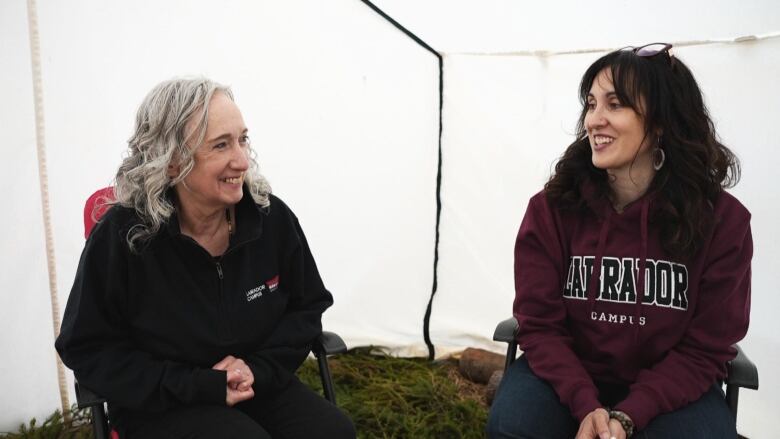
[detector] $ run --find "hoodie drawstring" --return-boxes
[588,210,612,315]
[587,197,651,345]
[634,197,651,343]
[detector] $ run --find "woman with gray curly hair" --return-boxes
[56,78,355,439]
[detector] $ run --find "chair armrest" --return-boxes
[726,344,759,390]
[312,331,347,357]
[75,380,107,409]
[494,317,520,370]
[493,317,519,343]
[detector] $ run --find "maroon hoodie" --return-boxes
[513,186,751,430]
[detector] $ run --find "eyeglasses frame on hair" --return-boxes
[621,43,675,66]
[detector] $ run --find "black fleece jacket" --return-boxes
[55,191,333,428]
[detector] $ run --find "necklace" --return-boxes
[226,208,233,236]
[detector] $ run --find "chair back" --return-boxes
[84,187,115,238]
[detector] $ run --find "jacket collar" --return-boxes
[164,184,267,244]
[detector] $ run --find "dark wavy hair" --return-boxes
[545,47,740,259]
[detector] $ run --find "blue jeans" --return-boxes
[486,356,736,439]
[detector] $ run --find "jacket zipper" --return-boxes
[215,260,230,341]
[180,234,251,341]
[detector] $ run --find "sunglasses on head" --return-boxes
[621,43,675,65]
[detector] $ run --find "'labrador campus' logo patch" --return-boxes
[245,275,280,302]
[563,256,689,326]
[563,256,689,310]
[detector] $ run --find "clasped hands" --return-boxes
[213,355,255,406]
[575,408,627,439]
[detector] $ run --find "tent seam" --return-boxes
[359,0,443,360]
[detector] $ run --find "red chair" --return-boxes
[83,186,115,238]
[74,187,347,439]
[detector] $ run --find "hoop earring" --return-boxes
[653,146,666,171]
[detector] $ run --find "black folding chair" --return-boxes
[492,317,758,419]
[75,331,347,439]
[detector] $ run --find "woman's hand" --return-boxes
[608,419,627,439]
[575,408,613,439]
[224,369,254,406]
[213,355,255,406]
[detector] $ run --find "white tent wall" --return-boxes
[0,0,65,429]
[690,40,780,436]
[3,0,779,434]
[432,52,592,352]
[431,40,780,436]
[2,0,439,430]
[369,0,780,55]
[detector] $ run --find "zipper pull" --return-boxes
[216,261,223,279]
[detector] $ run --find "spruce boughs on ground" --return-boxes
[298,347,488,439]
[0,408,92,439]
[2,349,488,439]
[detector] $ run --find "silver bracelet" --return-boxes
[608,410,635,438]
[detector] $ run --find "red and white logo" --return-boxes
[265,275,279,292]
[246,275,280,302]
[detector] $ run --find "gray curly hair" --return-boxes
[113,77,271,251]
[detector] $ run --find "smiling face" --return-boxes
[585,69,655,182]
[173,92,250,214]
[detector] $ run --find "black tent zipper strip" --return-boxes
[360,0,443,361]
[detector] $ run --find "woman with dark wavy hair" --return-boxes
[487,44,751,439]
